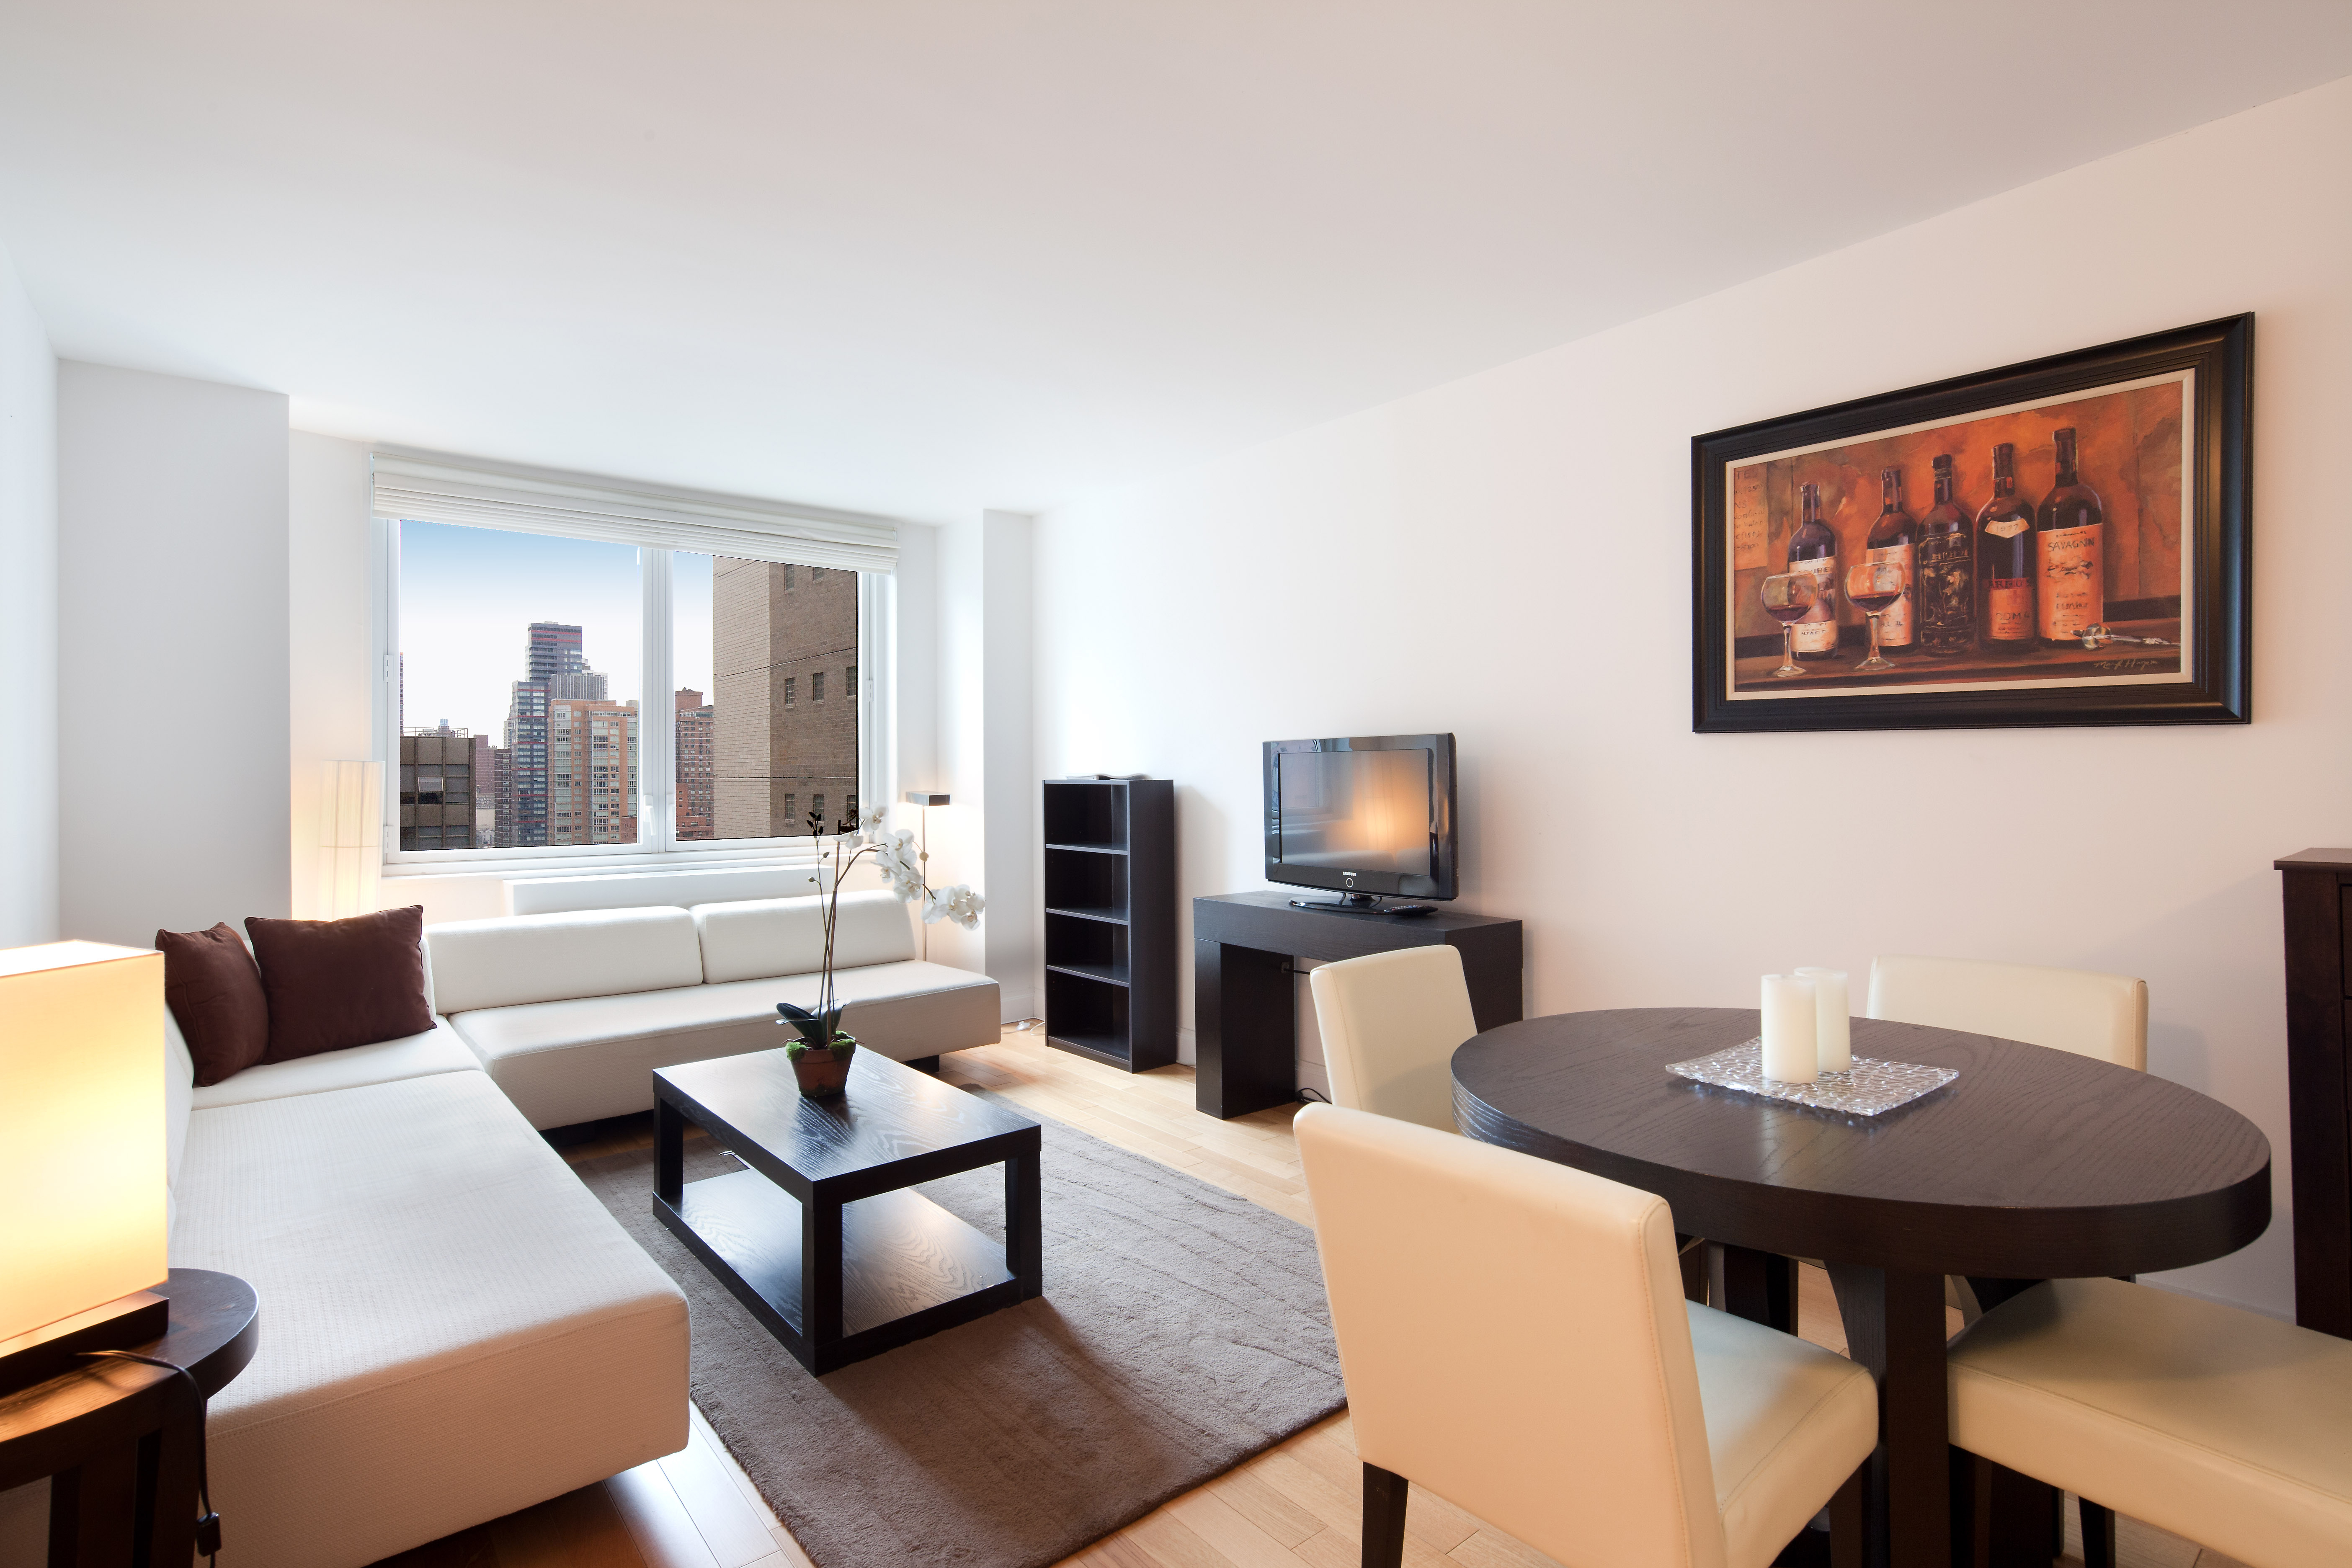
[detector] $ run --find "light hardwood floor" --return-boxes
[373,1029,2242,1568]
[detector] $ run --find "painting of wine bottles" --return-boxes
[1692,317,2249,733]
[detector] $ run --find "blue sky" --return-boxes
[398,521,715,738]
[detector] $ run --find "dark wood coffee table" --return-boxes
[653,1046,1043,1374]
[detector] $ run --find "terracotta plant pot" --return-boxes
[791,1045,853,1098]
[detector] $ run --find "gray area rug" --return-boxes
[572,1091,1344,1568]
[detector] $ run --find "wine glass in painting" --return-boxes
[1844,560,1908,674]
[1759,572,1819,678]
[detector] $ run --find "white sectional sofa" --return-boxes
[165,1014,690,1568]
[426,887,1003,1129]
[0,876,1000,1565]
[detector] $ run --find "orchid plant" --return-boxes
[777,803,985,1061]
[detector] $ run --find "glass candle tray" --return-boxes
[1665,1039,1957,1118]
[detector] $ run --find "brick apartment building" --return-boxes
[712,559,859,838]
[548,696,638,844]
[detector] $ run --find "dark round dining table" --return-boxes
[1451,1007,2270,1568]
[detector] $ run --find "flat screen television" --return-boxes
[1262,734,1457,908]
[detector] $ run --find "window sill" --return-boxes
[381,840,833,882]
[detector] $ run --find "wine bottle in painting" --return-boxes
[2035,426,2104,645]
[1787,480,1839,662]
[1916,454,1975,656]
[1863,465,1916,655]
[1976,442,2035,652]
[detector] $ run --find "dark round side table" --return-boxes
[1452,1007,2270,1568]
[0,1269,258,1567]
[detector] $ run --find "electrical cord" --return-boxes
[80,1349,221,1562]
[1296,1087,1331,1105]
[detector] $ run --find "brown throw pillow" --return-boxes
[245,906,436,1061]
[156,923,272,1086]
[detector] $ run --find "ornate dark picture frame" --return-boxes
[1692,315,2250,732]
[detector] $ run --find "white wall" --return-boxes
[0,243,57,946]
[1033,75,2352,1317]
[925,510,1037,1016]
[59,363,290,945]
[288,432,376,916]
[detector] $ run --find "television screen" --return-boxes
[1277,749,1431,877]
[1262,733,1456,901]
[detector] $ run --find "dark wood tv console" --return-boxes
[1191,891,1524,1119]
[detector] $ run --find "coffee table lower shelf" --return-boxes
[658,1169,1021,1374]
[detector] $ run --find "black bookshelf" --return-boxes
[1042,779,1176,1072]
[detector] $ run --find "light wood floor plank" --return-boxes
[657,1421,784,1568]
[689,1403,782,1531]
[1162,1490,1312,1568]
[606,1461,725,1568]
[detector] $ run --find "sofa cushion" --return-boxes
[156,922,270,1085]
[693,889,916,983]
[449,959,1001,1129]
[423,905,704,1015]
[189,1017,480,1109]
[507,863,822,916]
[245,906,436,1061]
[170,1072,688,1568]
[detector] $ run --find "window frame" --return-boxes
[374,516,890,877]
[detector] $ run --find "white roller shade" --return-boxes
[371,452,898,574]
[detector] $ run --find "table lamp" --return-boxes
[0,941,170,1394]
[319,759,384,919]
[903,791,949,959]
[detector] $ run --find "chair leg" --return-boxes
[2079,1497,2117,1568]
[1361,1462,1408,1568]
[1827,1463,1864,1568]
[1677,1233,1708,1303]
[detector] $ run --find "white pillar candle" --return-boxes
[1760,974,1818,1083]
[1796,967,1852,1073]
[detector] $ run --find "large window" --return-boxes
[390,521,865,860]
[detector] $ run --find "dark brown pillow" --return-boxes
[245,906,435,1061]
[156,923,272,1086]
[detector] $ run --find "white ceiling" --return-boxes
[4,3,2349,524]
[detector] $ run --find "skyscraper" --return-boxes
[496,622,611,848]
[713,560,858,838]
[675,689,714,841]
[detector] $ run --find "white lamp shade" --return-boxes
[319,760,385,920]
[0,942,168,1343]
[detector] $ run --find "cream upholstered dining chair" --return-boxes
[1306,946,1477,1132]
[1865,954,2148,1071]
[1947,1277,2352,1568]
[1295,1103,1876,1568]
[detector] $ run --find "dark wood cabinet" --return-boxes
[1191,892,1523,1119]
[1043,780,1176,1072]
[2276,848,2352,1338]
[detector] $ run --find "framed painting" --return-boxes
[1691,315,2249,732]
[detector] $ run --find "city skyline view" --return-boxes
[396,519,858,849]
[397,521,719,736]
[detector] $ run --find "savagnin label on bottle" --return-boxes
[2037,527,2102,640]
